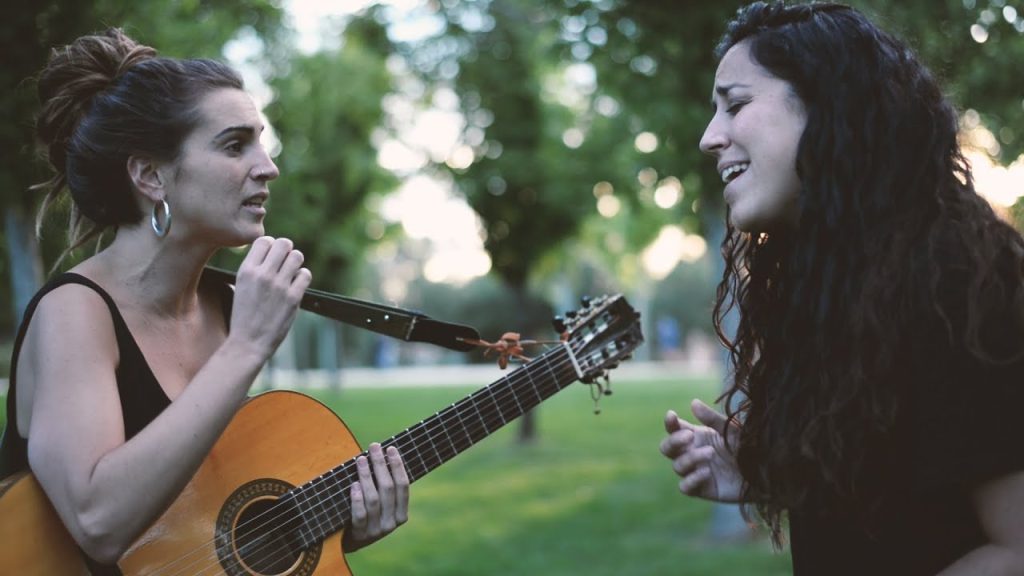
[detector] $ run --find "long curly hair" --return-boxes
[710,2,1024,544]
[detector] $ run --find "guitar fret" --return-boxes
[449,403,476,449]
[325,475,344,532]
[522,365,544,407]
[486,384,508,425]
[504,375,526,416]
[541,353,567,395]
[432,411,459,459]
[428,409,456,459]
[468,393,491,436]
[313,476,332,539]
[418,419,443,470]
[405,426,431,480]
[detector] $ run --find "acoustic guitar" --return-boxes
[0,294,642,575]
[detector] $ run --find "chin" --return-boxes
[221,226,265,248]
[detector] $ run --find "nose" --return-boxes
[699,115,728,156]
[253,150,280,182]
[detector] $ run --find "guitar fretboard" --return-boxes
[283,343,581,548]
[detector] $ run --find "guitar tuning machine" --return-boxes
[584,372,613,414]
[552,315,567,333]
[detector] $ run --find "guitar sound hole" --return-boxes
[235,498,300,574]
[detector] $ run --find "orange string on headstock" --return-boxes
[462,331,565,369]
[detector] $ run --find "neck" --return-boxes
[81,223,218,318]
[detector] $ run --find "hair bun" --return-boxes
[36,28,156,169]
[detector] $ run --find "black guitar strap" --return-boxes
[202,267,480,352]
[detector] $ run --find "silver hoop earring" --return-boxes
[151,198,172,238]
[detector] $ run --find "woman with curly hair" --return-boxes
[659,2,1024,574]
[0,28,409,573]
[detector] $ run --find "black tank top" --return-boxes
[0,271,232,575]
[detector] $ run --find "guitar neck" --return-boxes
[282,344,581,548]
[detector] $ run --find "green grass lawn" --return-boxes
[1,375,793,575]
[323,375,792,576]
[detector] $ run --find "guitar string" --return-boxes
[167,352,582,576]
[149,340,599,576]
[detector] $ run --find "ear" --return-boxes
[126,155,166,202]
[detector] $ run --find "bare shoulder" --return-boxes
[24,280,120,354]
[16,280,121,436]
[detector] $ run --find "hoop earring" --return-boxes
[151,198,172,238]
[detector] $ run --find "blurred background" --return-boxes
[1,1,1022,574]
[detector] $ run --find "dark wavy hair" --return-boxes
[710,2,1024,544]
[33,28,243,265]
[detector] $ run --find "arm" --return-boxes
[24,237,310,564]
[658,399,744,503]
[937,471,1024,575]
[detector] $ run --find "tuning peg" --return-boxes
[565,310,578,320]
[552,316,567,333]
[580,295,592,308]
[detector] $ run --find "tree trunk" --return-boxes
[5,206,43,325]
[514,284,539,444]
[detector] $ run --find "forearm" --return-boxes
[938,544,1024,576]
[39,339,266,562]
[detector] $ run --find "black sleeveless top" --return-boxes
[0,271,232,575]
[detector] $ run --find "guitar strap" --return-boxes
[202,267,481,352]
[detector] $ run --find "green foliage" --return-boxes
[397,1,597,290]
[258,19,399,291]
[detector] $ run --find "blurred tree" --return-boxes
[395,0,588,441]
[243,14,399,293]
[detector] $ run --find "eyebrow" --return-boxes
[213,125,263,140]
[710,83,751,107]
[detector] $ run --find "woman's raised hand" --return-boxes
[659,399,744,503]
[228,236,312,359]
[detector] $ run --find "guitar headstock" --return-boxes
[555,294,644,383]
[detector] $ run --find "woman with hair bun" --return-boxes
[659,2,1024,574]
[0,28,409,572]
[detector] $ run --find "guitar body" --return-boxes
[0,391,361,576]
[0,471,91,575]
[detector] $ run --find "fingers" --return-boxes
[691,399,728,435]
[679,467,713,496]
[240,237,308,279]
[355,449,381,536]
[673,444,714,478]
[345,445,409,552]
[660,423,689,451]
[664,409,683,433]
[368,444,396,531]
[349,480,367,535]
[660,409,696,459]
[387,446,410,526]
